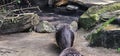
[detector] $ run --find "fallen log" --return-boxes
[0,13,39,34]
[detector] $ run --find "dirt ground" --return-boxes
[0,29,120,56]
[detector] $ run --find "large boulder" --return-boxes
[0,13,39,34]
[78,2,120,30]
[85,9,120,49]
[87,23,120,49]
[86,15,120,48]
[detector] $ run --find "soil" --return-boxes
[0,29,120,56]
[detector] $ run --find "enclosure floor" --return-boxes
[0,29,120,56]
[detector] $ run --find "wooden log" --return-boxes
[0,13,39,34]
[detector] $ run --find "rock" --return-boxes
[0,13,39,34]
[66,5,79,11]
[87,23,120,48]
[34,21,55,33]
[71,0,120,6]
[78,2,120,30]
[89,30,120,49]
[70,21,78,32]
[100,10,120,21]
[99,10,120,25]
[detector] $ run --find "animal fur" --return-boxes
[55,25,83,56]
[55,25,74,50]
[59,47,83,56]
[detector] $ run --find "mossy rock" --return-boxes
[87,24,120,49]
[79,2,120,30]
[100,10,120,22]
[34,21,55,33]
